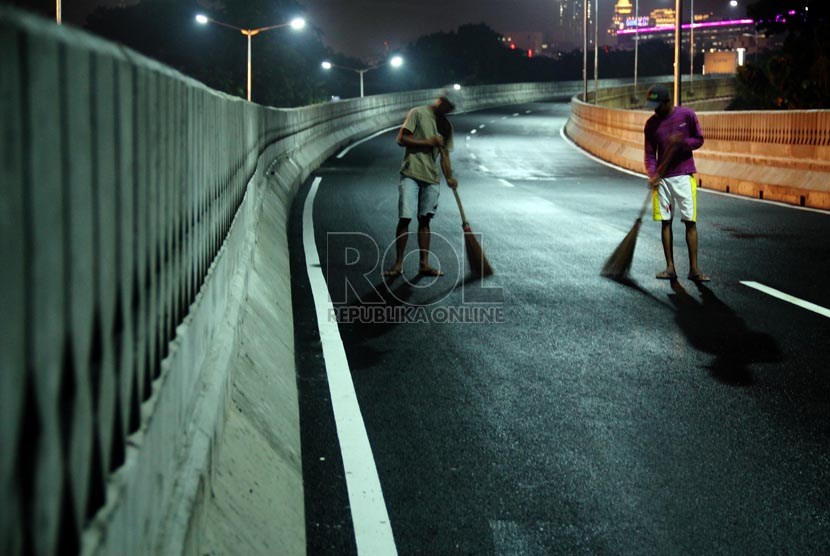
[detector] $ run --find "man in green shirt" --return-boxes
[384,91,458,278]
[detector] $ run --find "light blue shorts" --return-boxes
[398,174,440,219]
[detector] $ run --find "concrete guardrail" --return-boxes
[0,7,647,555]
[566,81,830,210]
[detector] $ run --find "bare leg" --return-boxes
[418,214,443,276]
[685,220,709,280]
[384,218,410,276]
[659,220,676,277]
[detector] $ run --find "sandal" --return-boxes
[688,272,711,282]
[656,270,677,280]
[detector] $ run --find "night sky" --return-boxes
[63,0,749,60]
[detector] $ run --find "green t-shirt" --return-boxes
[399,106,454,185]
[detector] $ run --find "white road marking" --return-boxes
[512,113,520,117]
[479,124,486,129]
[337,126,399,159]
[525,110,532,114]
[559,125,830,215]
[470,153,478,160]
[470,129,477,134]
[740,281,830,319]
[479,165,491,173]
[303,177,398,555]
[499,178,515,188]
[466,136,470,141]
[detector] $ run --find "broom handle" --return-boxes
[452,188,469,226]
[440,146,469,226]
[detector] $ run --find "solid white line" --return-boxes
[479,165,490,173]
[337,126,399,159]
[303,177,398,555]
[740,281,830,319]
[558,125,830,215]
[499,178,515,188]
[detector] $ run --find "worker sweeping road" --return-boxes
[384,89,459,279]
[644,83,710,283]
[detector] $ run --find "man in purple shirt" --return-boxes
[644,84,710,282]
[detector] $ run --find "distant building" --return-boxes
[550,0,594,51]
[609,0,634,37]
[616,16,757,54]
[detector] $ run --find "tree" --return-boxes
[740,0,830,108]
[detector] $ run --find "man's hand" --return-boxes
[648,175,661,188]
[430,135,445,147]
[668,132,684,147]
[447,177,458,189]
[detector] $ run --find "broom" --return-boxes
[441,147,494,277]
[601,142,679,279]
[452,188,494,277]
[600,189,652,279]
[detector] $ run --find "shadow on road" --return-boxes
[607,275,781,386]
[669,281,781,386]
[334,273,489,371]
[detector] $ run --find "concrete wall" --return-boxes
[1,7,636,556]
[566,83,830,210]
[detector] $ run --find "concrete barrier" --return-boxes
[566,81,830,210]
[2,7,650,555]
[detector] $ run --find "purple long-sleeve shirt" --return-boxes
[644,106,704,178]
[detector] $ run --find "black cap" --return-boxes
[645,84,671,109]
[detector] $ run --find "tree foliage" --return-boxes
[738,0,830,108]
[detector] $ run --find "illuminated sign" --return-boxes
[625,17,650,28]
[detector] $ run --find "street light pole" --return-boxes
[56,0,61,24]
[690,0,695,95]
[322,57,403,98]
[634,0,639,101]
[594,0,599,103]
[674,0,683,106]
[583,0,588,102]
[195,15,305,103]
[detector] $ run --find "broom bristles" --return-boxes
[463,225,494,277]
[601,219,642,279]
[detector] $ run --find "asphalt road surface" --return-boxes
[289,100,830,555]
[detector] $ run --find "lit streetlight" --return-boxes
[321,56,404,98]
[195,14,306,102]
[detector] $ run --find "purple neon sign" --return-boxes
[616,18,755,36]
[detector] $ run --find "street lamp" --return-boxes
[195,14,306,102]
[321,56,404,98]
[56,0,61,24]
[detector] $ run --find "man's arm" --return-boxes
[684,110,704,151]
[397,127,444,148]
[644,123,659,182]
[439,147,458,189]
